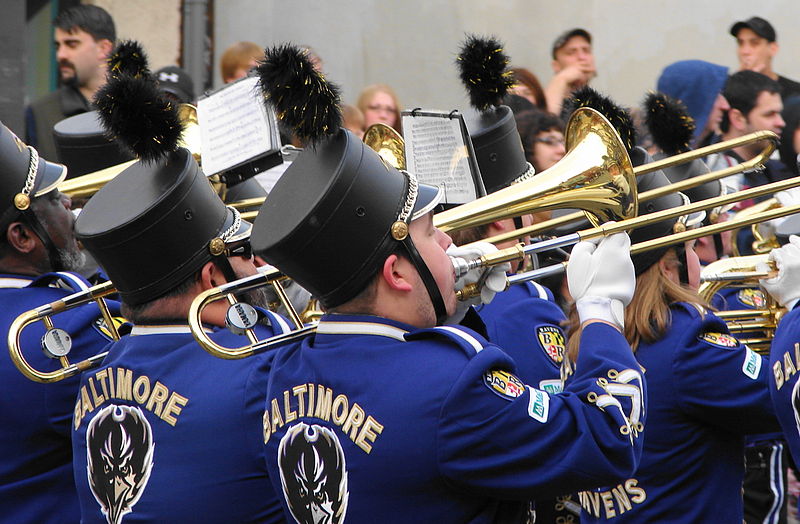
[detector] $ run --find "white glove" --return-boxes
[764,188,800,233]
[567,231,635,329]
[445,242,510,324]
[759,235,800,310]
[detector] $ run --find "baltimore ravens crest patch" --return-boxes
[536,325,565,365]
[700,332,739,348]
[737,288,767,308]
[484,370,526,400]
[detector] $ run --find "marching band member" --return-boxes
[253,43,644,523]
[69,42,290,522]
[575,166,780,523]
[0,122,121,523]
[761,223,800,472]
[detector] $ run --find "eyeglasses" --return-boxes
[535,136,566,146]
[367,104,397,114]
[224,239,253,260]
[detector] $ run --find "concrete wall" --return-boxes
[214,0,800,111]
[89,0,182,70]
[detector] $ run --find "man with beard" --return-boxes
[25,5,115,162]
[69,43,293,522]
[0,121,121,523]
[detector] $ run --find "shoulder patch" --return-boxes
[742,346,762,380]
[538,378,563,394]
[535,325,565,365]
[484,369,526,400]
[527,387,550,423]
[737,288,767,308]
[699,332,739,348]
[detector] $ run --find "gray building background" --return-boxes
[5,0,800,139]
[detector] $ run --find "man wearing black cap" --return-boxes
[545,28,596,116]
[730,16,800,101]
[154,65,196,105]
[25,5,116,162]
[0,122,121,523]
[254,118,648,519]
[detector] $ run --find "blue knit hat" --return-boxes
[656,60,728,142]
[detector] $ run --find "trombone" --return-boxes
[698,255,781,354]
[481,130,778,246]
[8,281,119,383]
[7,267,308,382]
[454,175,800,299]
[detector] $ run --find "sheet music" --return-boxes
[402,112,477,204]
[197,76,277,176]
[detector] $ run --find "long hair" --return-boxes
[565,248,706,360]
[511,67,547,111]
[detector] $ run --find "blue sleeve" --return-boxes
[673,310,779,434]
[770,307,800,466]
[437,322,644,500]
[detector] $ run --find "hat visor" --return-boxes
[677,192,706,229]
[412,183,443,221]
[32,157,68,197]
[222,206,252,243]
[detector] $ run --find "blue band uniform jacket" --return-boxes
[0,272,120,524]
[71,311,291,523]
[580,302,779,523]
[263,313,645,523]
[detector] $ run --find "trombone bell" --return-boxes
[434,107,637,234]
[363,123,406,170]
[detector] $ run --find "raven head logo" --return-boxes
[86,405,154,524]
[278,422,349,524]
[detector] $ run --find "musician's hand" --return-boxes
[445,242,510,324]
[568,231,635,329]
[760,235,800,310]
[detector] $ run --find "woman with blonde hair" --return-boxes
[571,168,780,523]
[356,83,402,133]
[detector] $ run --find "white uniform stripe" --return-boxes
[0,277,33,288]
[435,326,484,352]
[530,282,548,300]
[131,325,212,336]
[54,271,89,291]
[765,442,784,524]
[266,311,292,335]
[315,321,408,341]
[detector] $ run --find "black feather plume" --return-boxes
[456,34,514,111]
[567,86,636,153]
[644,91,695,155]
[256,43,342,145]
[94,40,182,163]
[107,40,150,79]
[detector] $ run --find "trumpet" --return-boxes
[482,130,778,246]
[698,255,782,354]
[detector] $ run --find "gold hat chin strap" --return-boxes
[14,146,39,211]
[391,170,418,241]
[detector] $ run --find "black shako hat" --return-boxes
[464,105,534,194]
[75,147,249,305]
[53,111,134,178]
[0,122,67,226]
[251,128,441,308]
[458,35,533,195]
